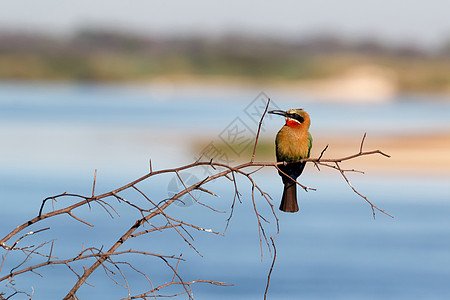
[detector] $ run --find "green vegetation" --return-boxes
[1,30,449,94]
[193,138,276,164]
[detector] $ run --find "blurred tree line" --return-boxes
[0,28,449,94]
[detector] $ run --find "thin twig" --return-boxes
[92,169,97,198]
[1,97,392,299]
[264,237,277,300]
[360,132,367,153]
[334,161,393,219]
[251,98,270,162]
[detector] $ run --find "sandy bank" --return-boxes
[310,133,450,177]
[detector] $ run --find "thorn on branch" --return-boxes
[209,158,216,170]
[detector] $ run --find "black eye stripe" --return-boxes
[287,113,304,123]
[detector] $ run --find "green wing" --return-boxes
[307,132,313,158]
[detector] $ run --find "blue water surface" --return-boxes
[1,80,449,135]
[1,171,449,300]
[0,81,449,299]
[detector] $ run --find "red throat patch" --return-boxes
[286,119,301,127]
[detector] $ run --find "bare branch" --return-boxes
[264,237,277,300]
[92,169,97,198]
[334,161,393,219]
[251,97,270,162]
[0,97,392,299]
[360,132,367,153]
[67,212,94,227]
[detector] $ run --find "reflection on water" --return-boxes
[0,81,449,299]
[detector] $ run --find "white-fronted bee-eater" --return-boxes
[268,109,312,213]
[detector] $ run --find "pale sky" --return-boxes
[1,0,450,48]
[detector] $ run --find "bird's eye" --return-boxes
[293,114,304,123]
[286,113,304,123]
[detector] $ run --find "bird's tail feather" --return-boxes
[279,181,299,213]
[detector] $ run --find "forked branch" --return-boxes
[0,98,391,299]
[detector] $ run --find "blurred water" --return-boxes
[0,81,449,299]
[1,171,449,300]
[1,81,449,134]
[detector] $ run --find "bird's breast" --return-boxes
[276,126,311,161]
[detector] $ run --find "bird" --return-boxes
[268,108,312,213]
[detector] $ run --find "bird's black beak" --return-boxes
[268,110,287,117]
